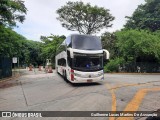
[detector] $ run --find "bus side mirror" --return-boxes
[103,49,110,60]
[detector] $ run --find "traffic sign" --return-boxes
[12,57,17,63]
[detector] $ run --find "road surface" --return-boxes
[0,69,160,120]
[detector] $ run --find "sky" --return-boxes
[14,0,145,41]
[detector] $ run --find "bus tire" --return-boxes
[64,71,69,82]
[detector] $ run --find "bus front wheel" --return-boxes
[63,71,69,82]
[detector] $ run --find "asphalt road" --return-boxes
[0,69,160,120]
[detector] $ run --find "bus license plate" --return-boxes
[87,79,93,82]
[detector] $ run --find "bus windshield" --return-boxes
[73,54,103,71]
[72,35,102,50]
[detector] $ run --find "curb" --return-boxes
[106,72,160,75]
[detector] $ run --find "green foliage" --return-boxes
[153,30,160,38]
[101,32,117,58]
[116,29,160,62]
[0,25,65,67]
[102,0,160,72]
[56,1,114,34]
[0,25,26,57]
[20,40,43,66]
[0,0,27,27]
[40,35,66,67]
[125,0,160,32]
[0,25,43,66]
[104,58,124,72]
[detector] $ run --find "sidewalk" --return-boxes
[0,68,47,88]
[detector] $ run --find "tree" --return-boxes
[0,0,27,27]
[101,32,117,58]
[56,1,114,34]
[125,0,160,32]
[40,35,66,67]
[20,40,43,66]
[0,25,44,67]
[0,25,26,57]
[116,29,160,63]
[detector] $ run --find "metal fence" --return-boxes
[0,56,12,79]
[119,62,160,73]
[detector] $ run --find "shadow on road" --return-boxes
[70,82,102,87]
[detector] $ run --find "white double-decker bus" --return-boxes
[55,34,109,83]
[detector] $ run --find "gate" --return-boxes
[121,62,160,73]
[0,56,12,79]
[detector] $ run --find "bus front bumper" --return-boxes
[70,75,104,83]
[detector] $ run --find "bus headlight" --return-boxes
[98,72,103,76]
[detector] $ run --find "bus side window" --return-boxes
[62,58,66,67]
[58,59,61,66]
[57,58,65,66]
[67,50,72,67]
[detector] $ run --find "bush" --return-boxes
[104,58,124,73]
